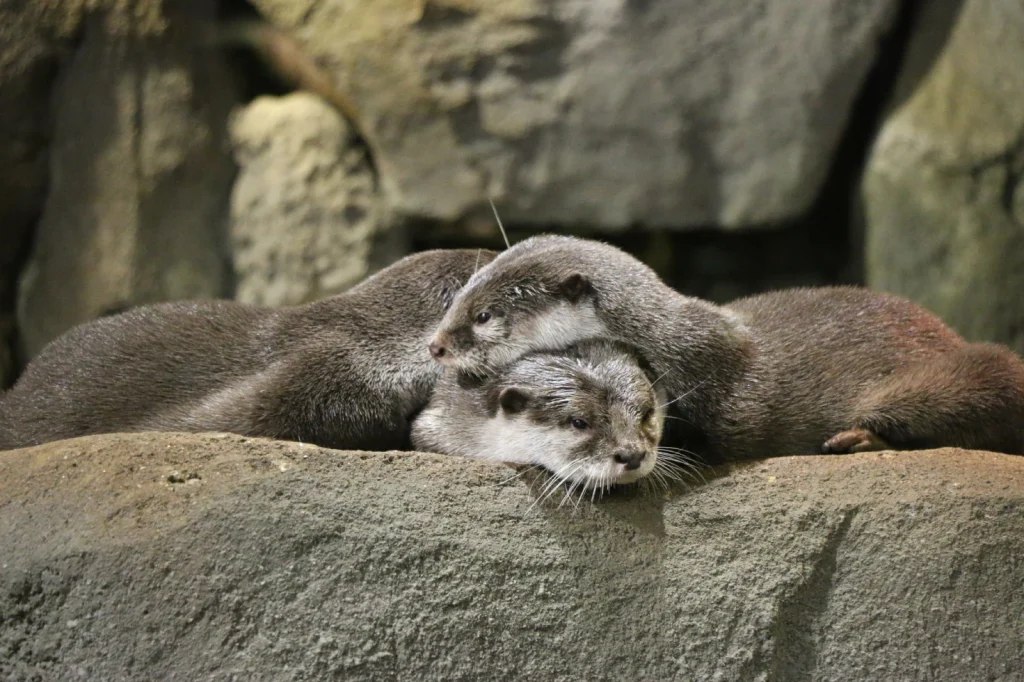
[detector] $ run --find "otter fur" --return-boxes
[412,339,668,489]
[0,249,497,451]
[428,235,1024,461]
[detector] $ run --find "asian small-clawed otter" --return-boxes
[412,339,676,494]
[428,235,1024,462]
[0,249,497,452]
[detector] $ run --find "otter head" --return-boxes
[486,340,666,490]
[429,259,606,376]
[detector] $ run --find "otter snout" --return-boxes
[613,450,646,471]
[428,333,453,363]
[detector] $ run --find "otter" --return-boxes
[427,234,1024,461]
[412,339,670,491]
[0,249,497,452]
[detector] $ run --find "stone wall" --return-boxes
[2,433,1022,680]
[863,0,1024,353]
[0,0,1022,367]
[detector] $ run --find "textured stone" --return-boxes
[863,0,1024,353]
[2,432,1022,680]
[252,0,898,229]
[16,7,239,359]
[229,93,400,307]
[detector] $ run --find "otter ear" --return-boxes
[560,273,592,303]
[498,387,532,415]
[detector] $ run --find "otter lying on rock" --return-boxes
[0,249,498,452]
[412,339,672,492]
[428,235,1024,462]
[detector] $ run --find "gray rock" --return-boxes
[229,93,400,307]
[863,0,1024,353]
[16,9,238,358]
[2,432,1022,680]
[253,0,899,229]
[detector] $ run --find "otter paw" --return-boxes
[821,428,889,454]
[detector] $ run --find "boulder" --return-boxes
[252,0,900,229]
[863,0,1024,353]
[16,5,239,358]
[229,93,401,307]
[2,432,1022,680]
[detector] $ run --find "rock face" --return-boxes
[2,432,1022,681]
[863,0,1024,353]
[229,93,400,307]
[16,7,239,358]
[0,2,80,385]
[253,0,899,229]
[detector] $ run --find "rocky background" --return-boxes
[1,0,1022,386]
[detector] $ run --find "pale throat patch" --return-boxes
[478,413,573,466]
[517,302,608,351]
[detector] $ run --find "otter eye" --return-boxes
[642,408,654,422]
[474,311,492,325]
[570,417,590,431]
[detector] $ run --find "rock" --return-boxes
[16,6,239,359]
[0,2,81,385]
[863,0,1024,353]
[2,432,1022,680]
[252,0,899,229]
[229,93,401,307]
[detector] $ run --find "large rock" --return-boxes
[0,2,81,385]
[16,5,239,358]
[863,0,1024,353]
[2,432,1022,680]
[253,0,899,229]
[229,93,401,307]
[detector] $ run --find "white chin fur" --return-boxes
[514,302,607,353]
[479,414,573,466]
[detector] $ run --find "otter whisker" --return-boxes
[656,447,708,484]
[576,480,590,510]
[530,460,584,513]
[650,367,673,388]
[656,364,724,411]
[493,464,541,487]
[488,198,511,249]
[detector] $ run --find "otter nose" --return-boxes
[428,341,447,360]
[614,451,646,471]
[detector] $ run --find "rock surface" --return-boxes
[16,6,239,358]
[863,0,1024,353]
[2,432,1022,681]
[253,0,899,229]
[229,93,401,307]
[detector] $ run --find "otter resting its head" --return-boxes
[412,340,668,490]
[489,341,667,487]
[428,241,608,377]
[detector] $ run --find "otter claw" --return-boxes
[821,428,889,454]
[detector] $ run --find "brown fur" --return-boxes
[432,235,1024,461]
[722,287,1024,459]
[0,249,497,451]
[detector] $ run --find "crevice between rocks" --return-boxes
[1,20,85,390]
[766,507,860,682]
[214,0,382,183]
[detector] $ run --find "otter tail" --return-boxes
[853,342,1024,455]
